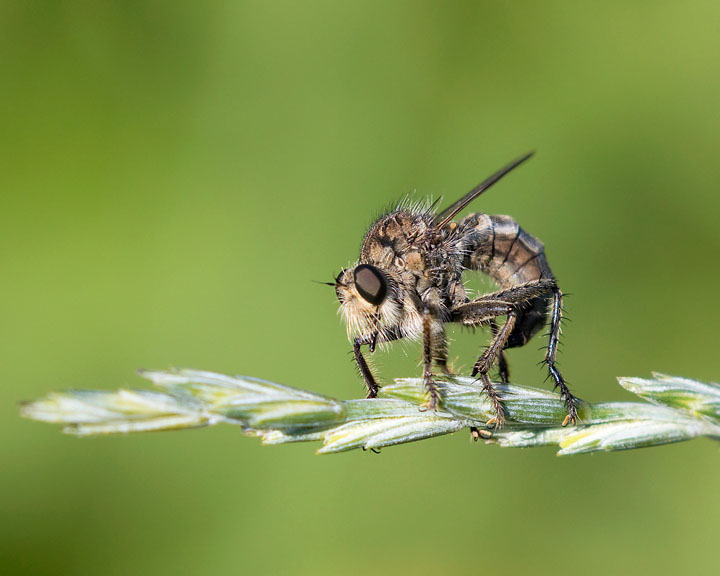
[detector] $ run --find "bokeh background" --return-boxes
[2,2,720,574]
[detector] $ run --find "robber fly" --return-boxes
[332,152,578,430]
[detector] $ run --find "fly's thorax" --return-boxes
[360,210,433,271]
[359,209,465,287]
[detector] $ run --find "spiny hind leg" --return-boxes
[451,298,520,435]
[453,284,556,435]
[545,286,578,425]
[454,280,578,428]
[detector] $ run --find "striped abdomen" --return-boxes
[458,213,554,348]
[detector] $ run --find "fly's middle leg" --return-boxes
[451,297,517,430]
[471,309,517,428]
[419,305,443,411]
[473,315,517,380]
[469,320,511,440]
[490,320,510,384]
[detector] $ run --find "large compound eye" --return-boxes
[353,264,387,305]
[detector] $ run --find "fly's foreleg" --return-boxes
[545,287,578,426]
[353,326,402,399]
[353,339,380,398]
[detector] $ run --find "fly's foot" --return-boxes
[485,406,506,429]
[418,399,438,412]
[419,393,439,412]
[485,415,505,429]
[419,372,441,412]
[562,395,579,427]
[365,386,380,400]
[477,373,506,429]
[547,363,578,426]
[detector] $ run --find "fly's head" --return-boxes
[334,207,454,345]
[334,209,438,342]
[334,263,404,343]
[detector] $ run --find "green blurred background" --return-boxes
[2,1,719,574]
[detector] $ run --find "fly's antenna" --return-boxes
[433,151,534,230]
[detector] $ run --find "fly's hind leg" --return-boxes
[452,279,554,433]
[545,286,578,426]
